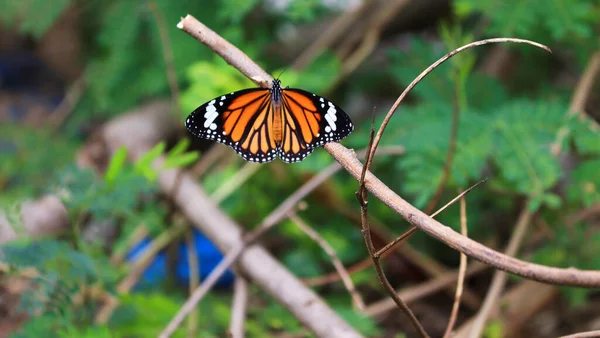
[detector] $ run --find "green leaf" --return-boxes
[492,100,565,196]
[571,116,600,154]
[134,142,166,175]
[104,146,128,185]
[168,139,191,157]
[163,151,200,169]
[568,159,600,207]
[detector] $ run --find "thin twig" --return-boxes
[364,38,551,175]
[375,179,487,258]
[443,190,469,338]
[176,13,600,310]
[559,330,600,338]
[325,140,600,287]
[288,212,366,311]
[160,146,403,337]
[149,1,182,118]
[190,145,229,179]
[177,15,271,87]
[424,73,462,214]
[467,202,534,338]
[210,162,262,204]
[551,51,600,156]
[110,223,149,265]
[48,76,85,131]
[95,222,187,324]
[364,262,488,318]
[185,228,200,337]
[229,275,249,338]
[357,117,429,337]
[293,0,372,70]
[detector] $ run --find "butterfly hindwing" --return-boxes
[281,88,354,151]
[185,88,279,163]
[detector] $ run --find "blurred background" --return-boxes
[1,0,599,337]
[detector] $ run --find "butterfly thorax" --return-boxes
[271,79,283,143]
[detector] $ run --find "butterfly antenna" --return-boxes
[275,62,297,80]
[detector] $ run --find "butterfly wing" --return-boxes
[185,88,279,163]
[279,88,354,163]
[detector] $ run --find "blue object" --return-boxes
[124,230,234,290]
[175,230,235,289]
[125,238,168,290]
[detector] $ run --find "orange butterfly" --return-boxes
[185,79,354,163]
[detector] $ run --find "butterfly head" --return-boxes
[270,79,283,105]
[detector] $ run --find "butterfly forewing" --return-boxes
[185,88,279,163]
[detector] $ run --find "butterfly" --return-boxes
[185,79,354,163]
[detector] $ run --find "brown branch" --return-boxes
[293,0,372,70]
[364,262,488,318]
[442,191,469,338]
[48,76,85,131]
[288,212,366,311]
[173,14,600,333]
[95,222,187,324]
[364,38,551,175]
[551,51,600,156]
[100,107,363,337]
[177,15,272,87]
[185,228,200,336]
[325,141,600,287]
[467,201,534,337]
[229,276,249,338]
[559,330,600,338]
[211,162,262,204]
[375,179,487,258]
[109,224,149,265]
[159,145,403,337]
[357,119,429,337]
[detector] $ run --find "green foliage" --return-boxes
[532,223,600,306]
[0,0,73,38]
[0,124,79,207]
[455,0,599,43]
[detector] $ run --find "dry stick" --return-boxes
[559,330,600,338]
[175,14,600,326]
[364,262,488,318]
[326,141,600,286]
[149,1,181,117]
[229,276,249,338]
[443,191,469,338]
[288,212,366,311]
[467,202,533,338]
[189,145,230,179]
[211,163,262,204]
[95,222,187,324]
[356,119,429,338]
[185,229,200,337]
[160,146,402,337]
[423,74,462,215]
[364,38,551,175]
[551,51,600,156]
[293,0,372,70]
[48,76,85,130]
[110,224,149,265]
[307,200,481,311]
[177,15,271,88]
[375,179,487,258]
